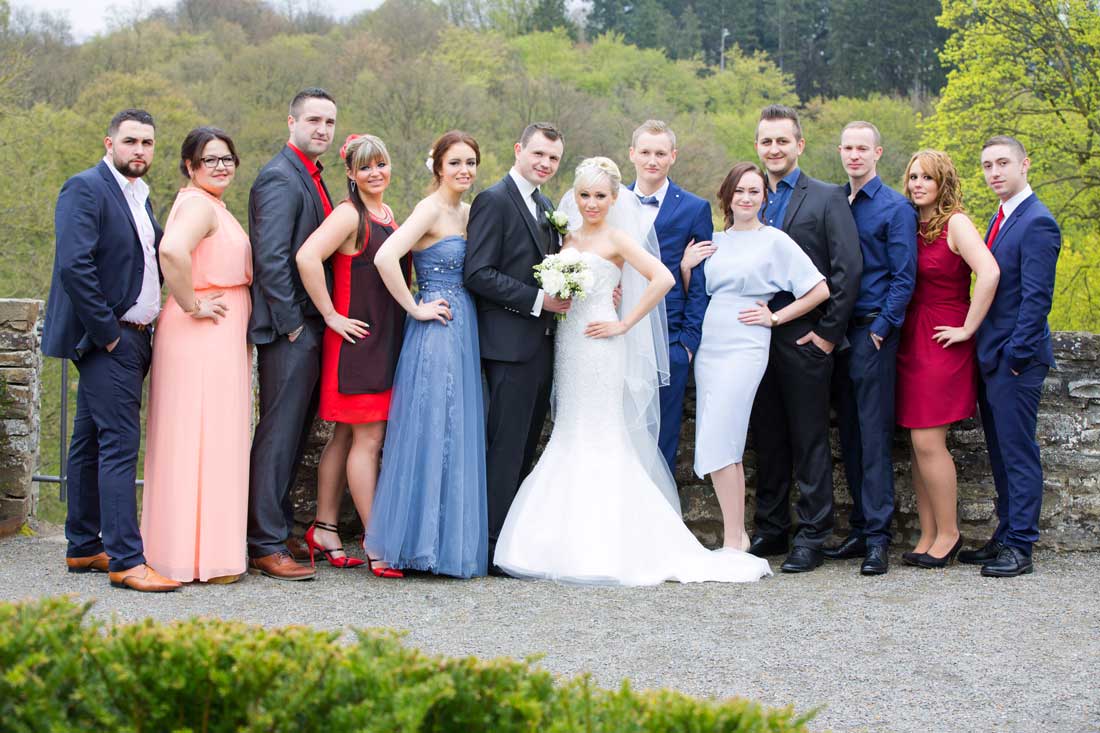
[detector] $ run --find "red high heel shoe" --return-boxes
[360,538,404,578]
[304,521,366,569]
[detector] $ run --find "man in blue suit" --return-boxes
[961,135,1061,577]
[41,109,180,592]
[627,120,713,476]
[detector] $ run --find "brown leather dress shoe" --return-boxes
[286,536,311,563]
[108,564,182,592]
[248,551,316,581]
[66,552,110,574]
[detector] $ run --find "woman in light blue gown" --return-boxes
[365,131,487,578]
[694,163,829,551]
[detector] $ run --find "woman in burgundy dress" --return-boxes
[296,134,409,576]
[896,150,1000,568]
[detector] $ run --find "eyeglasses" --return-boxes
[200,155,236,169]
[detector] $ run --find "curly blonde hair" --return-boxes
[903,149,965,244]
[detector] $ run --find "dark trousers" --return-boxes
[247,320,322,558]
[65,326,151,572]
[978,358,1048,557]
[832,324,899,547]
[483,335,554,563]
[658,341,692,475]
[749,320,835,549]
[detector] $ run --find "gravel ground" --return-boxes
[2,528,1098,733]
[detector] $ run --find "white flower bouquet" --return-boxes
[533,249,594,321]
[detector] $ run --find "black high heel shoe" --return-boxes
[902,551,927,566]
[914,536,964,569]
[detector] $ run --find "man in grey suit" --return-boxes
[246,88,337,581]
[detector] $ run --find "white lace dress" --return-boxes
[493,251,773,585]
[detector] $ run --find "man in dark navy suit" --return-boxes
[626,120,714,477]
[41,109,180,592]
[961,136,1061,577]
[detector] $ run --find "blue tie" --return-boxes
[637,194,659,207]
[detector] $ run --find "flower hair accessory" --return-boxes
[425,147,435,174]
[339,134,363,161]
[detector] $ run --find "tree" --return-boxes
[926,0,1100,331]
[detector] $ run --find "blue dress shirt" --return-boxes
[845,175,917,338]
[762,168,801,228]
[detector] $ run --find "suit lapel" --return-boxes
[282,147,326,224]
[503,175,547,255]
[990,194,1036,254]
[781,174,809,232]
[96,161,142,243]
[654,180,683,239]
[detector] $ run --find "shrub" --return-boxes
[0,597,813,733]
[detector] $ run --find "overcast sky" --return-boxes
[12,0,385,40]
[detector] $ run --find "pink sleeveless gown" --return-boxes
[141,187,253,582]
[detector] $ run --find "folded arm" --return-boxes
[463,192,542,315]
[250,169,304,336]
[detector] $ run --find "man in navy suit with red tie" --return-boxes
[962,136,1061,577]
[42,109,180,592]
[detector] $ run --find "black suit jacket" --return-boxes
[42,160,163,361]
[772,171,862,344]
[464,175,559,362]
[247,145,332,345]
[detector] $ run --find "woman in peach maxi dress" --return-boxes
[141,127,252,583]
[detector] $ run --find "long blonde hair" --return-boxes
[903,149,965,244]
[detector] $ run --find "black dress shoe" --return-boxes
[822,535,866,560]
[780,546,823,573]
[860,544,889,575]
[914,536,964,569]
[980,546,1034,577]
[958,539,1004,565]
[748,535,789,558]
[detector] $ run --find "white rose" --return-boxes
[549,211,570,229]
[557,248,582,266]
[540,269,566,295]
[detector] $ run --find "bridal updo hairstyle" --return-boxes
[341,134,390,252]
[717,162,767,229]
[573,156,622,195]
[429,130,480,188]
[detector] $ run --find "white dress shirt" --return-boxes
[508,167,547,316]
[105,156,160,325]
[1001,184,1034,220]
[633,177,669,233]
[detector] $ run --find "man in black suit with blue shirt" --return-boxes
[627,120,714,476]
[42,109,180,592]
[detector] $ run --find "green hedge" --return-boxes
[0,597,813,732]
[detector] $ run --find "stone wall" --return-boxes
[0,300,42,537]
[287,332,1100,551]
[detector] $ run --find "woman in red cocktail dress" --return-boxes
[895,150,1000,568]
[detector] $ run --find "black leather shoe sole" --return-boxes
[748,536,789,558]
[980,561,1034,578]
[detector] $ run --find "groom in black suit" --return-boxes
[748,105,863,573]
[464,122,569,570]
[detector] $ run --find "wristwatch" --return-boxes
[770,312,779,327]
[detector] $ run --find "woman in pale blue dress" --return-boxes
[366,131,487,578]
[694,163,829,551]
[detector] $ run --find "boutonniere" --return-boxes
[545,209,570,236]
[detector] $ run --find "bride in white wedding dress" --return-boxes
[493,158,772,585]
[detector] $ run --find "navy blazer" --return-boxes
[976,193,1061,375]
[247,145,333,345]
[629,180,713,355]
[42,161,162,361]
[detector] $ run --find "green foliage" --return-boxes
[0,597,813,733]
[926,0,1100,331]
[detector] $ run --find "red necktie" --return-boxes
[985,205,1004,249]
